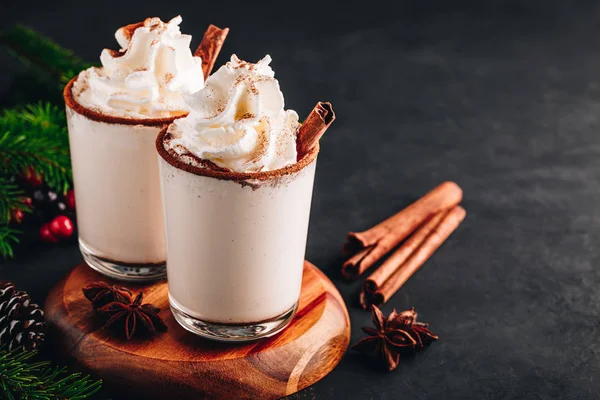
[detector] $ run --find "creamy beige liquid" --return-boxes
[160,157,317,323]
[66,108,166,264]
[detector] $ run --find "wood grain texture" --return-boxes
[44,261,350,399]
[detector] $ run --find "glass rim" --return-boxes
[156,126,319,182]
[63,76,186,127]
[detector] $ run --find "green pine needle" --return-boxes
[0,226,20,259]
[0,102,72,194]
[0,176,30,225]
[0,176,29,258]
[0,347,102,399]
[0,25,93,85]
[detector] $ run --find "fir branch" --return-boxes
[0,347,102,399]
[0,226,20,259]
[0,176,30,259]
[0,102,72,194]
[0,176,29,225]
[0,25,93,85]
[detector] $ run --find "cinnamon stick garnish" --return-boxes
[369,206,466,307]
[296,102,335,160]
[194,24,229,80]
[363,210,447,293]
[341,182,462,279]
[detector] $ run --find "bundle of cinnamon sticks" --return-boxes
[341,182,466,309]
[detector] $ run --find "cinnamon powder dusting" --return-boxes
[105,49,125,58]
[246,126,269,165]
[120,21,144,40]
[238,113,255,120]
[144,17,167,33]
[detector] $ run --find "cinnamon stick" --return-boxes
[341,182,462,279]
[296,102,335,160]
[194,24,229,80]
[370,206,466,306]
[346,181,462,250]
[341,246,373,280]
[363,210,447,293]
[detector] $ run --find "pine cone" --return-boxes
[0,281,46,351]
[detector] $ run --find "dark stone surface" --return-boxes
[2,1,600,398]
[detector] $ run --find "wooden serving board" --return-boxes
[44,261,350,399]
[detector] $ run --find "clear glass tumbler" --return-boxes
[64,78,182,281]
[156,127,318,341]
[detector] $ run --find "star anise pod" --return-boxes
[352,305,438,371]
[97,292,167,339]
[82,281,133,309]
[388,307,439,348]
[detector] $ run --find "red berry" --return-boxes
[40,223,59,243]
[22,197,33,208]
[10,209,24,224]
[65,189,76,210]
[21,166,43,187]
[49,215,74,239]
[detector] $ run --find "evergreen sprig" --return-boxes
[0,347,102,399]
[0,176,29,225]
[0,226,20,259]
[0,102,71,258]
[0,102,72,194]
[0,25,92,85]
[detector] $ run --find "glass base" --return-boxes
[170,297,297,342]
[79,239,166,282]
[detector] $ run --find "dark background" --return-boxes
[2,0,600,398]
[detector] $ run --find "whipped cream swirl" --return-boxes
[167,55,299,172]
[73,16,204,118]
